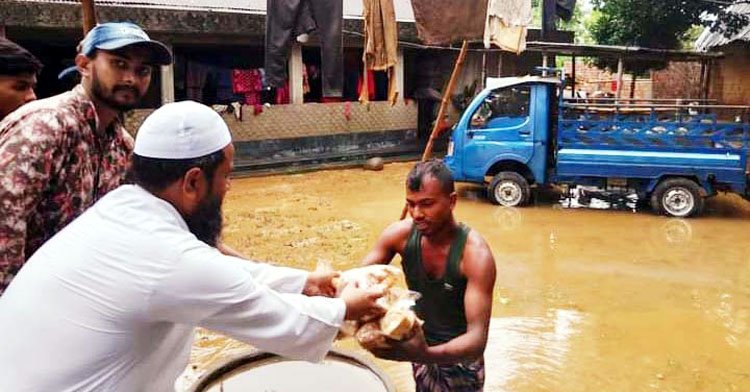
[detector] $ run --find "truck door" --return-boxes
[462,85,535,180]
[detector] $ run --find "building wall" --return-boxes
[125,101,417,141]
[710,42,750,106]
[651,62,702,100]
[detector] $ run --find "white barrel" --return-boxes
[189,349,395,392]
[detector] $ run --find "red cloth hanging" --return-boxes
[357,70,376,101]
[232,69,253,94]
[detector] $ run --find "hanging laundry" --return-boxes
[357,70,376,103]
[484,0,532,54]
[265,0,343,97]
[186,61,209,102]
[302,65,310,95]
[232,69,254,94]
[361,0,399,105]
[232,69,264,105]
[215,68,237,103]
[276,82,291,105]
[409,0,488,45]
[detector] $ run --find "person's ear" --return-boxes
[449,191,457,210]
[182,167,209,206]
[75,53,92,79]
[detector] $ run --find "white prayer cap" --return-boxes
[134,101,232,159]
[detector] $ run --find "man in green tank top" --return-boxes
[361,159,497,392]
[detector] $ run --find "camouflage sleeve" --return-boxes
[0,111,64,293]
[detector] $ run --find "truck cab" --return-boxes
[444,76,559,206]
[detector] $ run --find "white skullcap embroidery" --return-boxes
[134,101,232,159]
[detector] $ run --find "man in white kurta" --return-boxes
[0,101,379,391]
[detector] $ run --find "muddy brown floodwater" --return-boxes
[179,162,750,392]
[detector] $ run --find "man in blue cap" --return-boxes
[0,22,172,294]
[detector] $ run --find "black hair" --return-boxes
[128,149,226,193]
[0,38,43,76]
[406,159,455,195]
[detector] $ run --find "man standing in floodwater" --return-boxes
[361,159,497,392]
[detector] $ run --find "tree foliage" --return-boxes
[589,0,749,74]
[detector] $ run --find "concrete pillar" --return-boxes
[289,43,304,104]
[396,48,405,101]
[160,43,175,105]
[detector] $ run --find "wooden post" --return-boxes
[421,40,469,162]
[481,51,487,89]
[80,0,97,35]
[571,55,576,98]
[160,43,175,105]
[289,44,304,104]
[700,60,711,102]
[498,52,503,77]
[542,54,549,76]
[615,56,624,100]
[541,0,556,41]
[400,40,469,219]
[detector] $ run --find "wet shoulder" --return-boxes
[383,219,414,252]
[461,228,496,273]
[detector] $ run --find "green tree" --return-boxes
[590,0,749,75]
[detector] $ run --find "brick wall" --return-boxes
[652,62,702,99]
[124,100,418,142]
[710,42,750,106]
[563,61,653,99]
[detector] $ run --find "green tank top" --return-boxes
[402,223,470,346]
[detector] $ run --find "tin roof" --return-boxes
[13,0,417,21]
[695,2,750,51]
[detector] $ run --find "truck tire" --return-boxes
[650,178,705,218]
[488,172,530,207]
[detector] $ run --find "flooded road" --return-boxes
[182,162,750,392]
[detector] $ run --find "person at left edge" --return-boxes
[0,22,172,294]
[0,38,42,122]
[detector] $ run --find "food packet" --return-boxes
[330,264,423,350]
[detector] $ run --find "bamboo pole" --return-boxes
[400,40,469,220]
[421,40,469,162]
[81,0,97,35]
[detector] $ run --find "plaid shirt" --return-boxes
[0,85,133,294]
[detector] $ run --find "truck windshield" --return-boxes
[470,85,531,129]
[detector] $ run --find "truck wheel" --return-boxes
[488,172,530,207]
[650,178,705,218]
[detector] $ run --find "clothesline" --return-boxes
[343,29,485,52]
[344,28,531,54]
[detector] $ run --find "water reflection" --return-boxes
[484,311,585,391]
[492,206,524,231]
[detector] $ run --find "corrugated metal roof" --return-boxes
[695,2,750,51]
[13,0,416,21]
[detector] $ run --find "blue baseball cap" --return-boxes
[59,22,171,80]
[80,22,172,65]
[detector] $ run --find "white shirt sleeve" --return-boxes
[232,257,309,294]
[146,246,345,362]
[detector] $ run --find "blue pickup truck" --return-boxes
[444,72,750,217]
